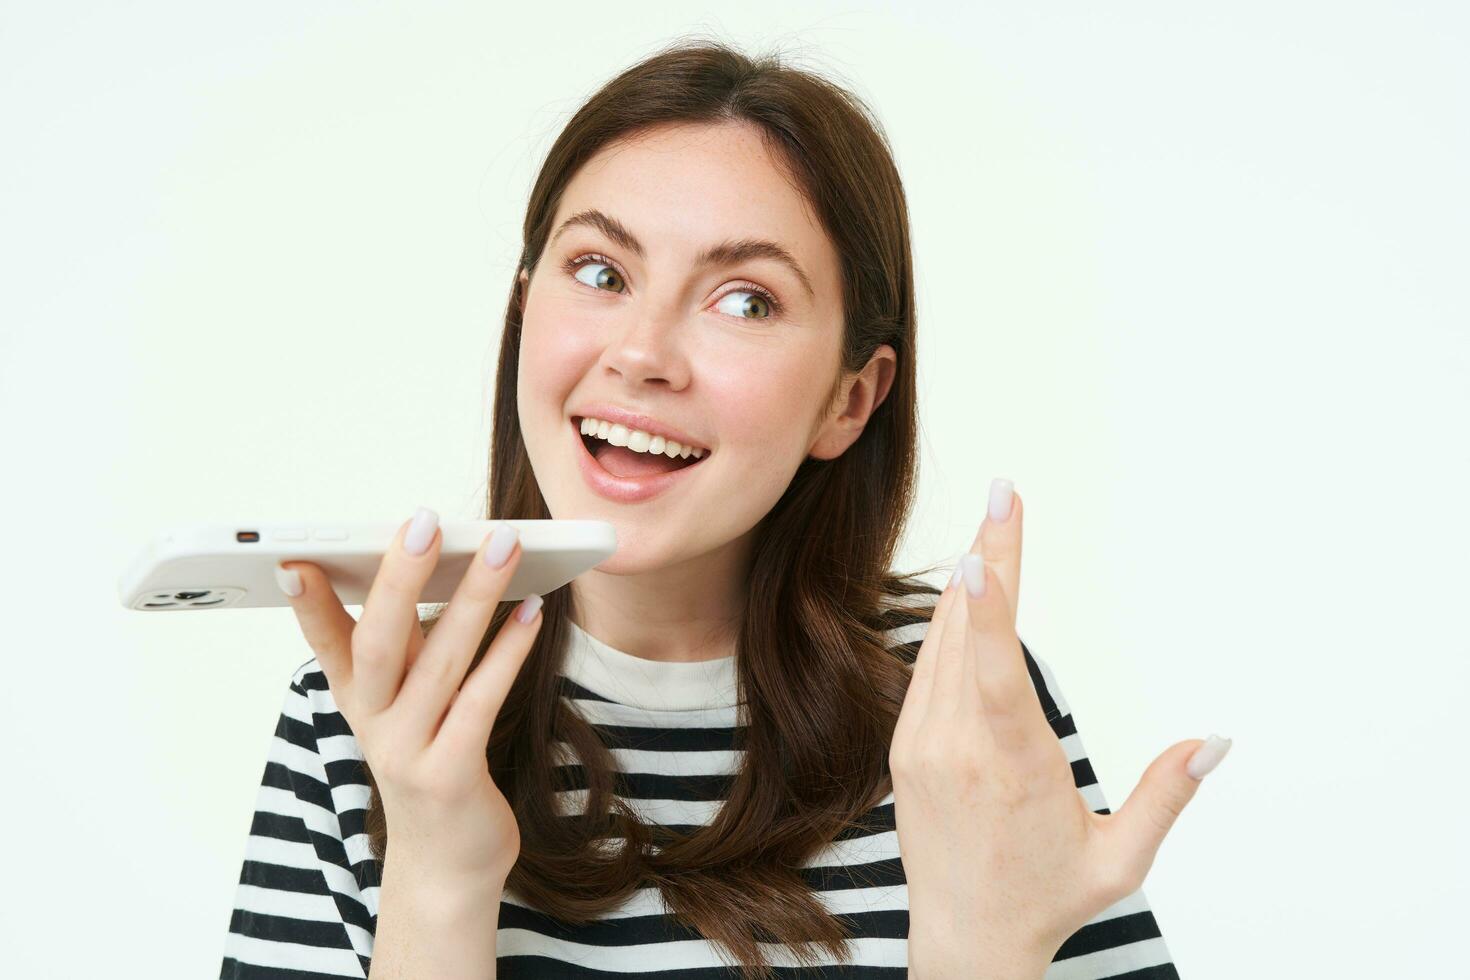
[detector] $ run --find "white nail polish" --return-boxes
[483,521,519,569]
[1186,734,1233,780]
[515,593,543,624]
[988,478,1014,522]
[274,564,303,597]
[404,506,439,556]
[960,553,986,598]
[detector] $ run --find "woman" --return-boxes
[221,38,1228,979]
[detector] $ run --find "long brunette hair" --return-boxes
[361,36,940,977]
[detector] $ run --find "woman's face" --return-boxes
[516,119,858,575]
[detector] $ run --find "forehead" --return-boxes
[552,120,836,281]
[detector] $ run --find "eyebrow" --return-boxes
[548,208,816,301]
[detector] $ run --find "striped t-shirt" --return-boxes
[221,592,1180,978]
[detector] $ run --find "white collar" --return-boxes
[560,617,740,711]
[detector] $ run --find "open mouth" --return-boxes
[573,417,709,479]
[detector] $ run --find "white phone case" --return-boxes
[117,519,616,611]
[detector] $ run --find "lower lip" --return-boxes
[571,419,709,504]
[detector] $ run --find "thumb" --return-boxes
[1104,735,1232,888]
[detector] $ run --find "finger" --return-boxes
[276,560,359,692]
[1101,738,1221,900]
[404,616,426,671]
[435,593,545,757]
[396,522,522,743]
[960,555,1052,757]
[930,560,976,725]
[978,479,1023,624]
[353,508,443,715]
[955,562,990,737]
[893,567,965,740]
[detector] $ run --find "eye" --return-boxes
[713,286,778,320]
[568,255,625,293]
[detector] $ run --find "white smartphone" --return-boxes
[117,518,616,611]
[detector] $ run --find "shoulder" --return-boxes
[288,655,332,702]
[286,656,350,718]
[279,656,364,765]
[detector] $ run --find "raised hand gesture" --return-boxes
[890,479,1232,976]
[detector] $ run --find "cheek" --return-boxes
[520,300,599,394]
[706,350,826,460]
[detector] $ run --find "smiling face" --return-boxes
[516,119,864,576]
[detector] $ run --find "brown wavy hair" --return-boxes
[359,35,943,978]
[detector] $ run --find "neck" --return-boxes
[568,530,752,663]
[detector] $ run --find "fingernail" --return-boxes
[274,564,303,597]
[515,592,543,624]
[1186,734,1233,780]
[988,478,1014,522]
[949,563,963,589]
[483,521,519,569]
[404,506,438,556]
[960,553,986,598]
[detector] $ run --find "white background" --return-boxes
[3,2,1465,976]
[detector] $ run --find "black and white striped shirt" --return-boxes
[221,593,1180,978]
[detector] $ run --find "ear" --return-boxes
[808,343,898,461]
[515,267,530,312]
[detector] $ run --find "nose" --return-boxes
[599,306,692,390]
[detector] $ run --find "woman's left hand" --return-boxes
[891,479,1231,976]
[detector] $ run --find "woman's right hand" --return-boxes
[273,507,543,888]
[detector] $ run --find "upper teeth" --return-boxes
[579,417,707,460]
